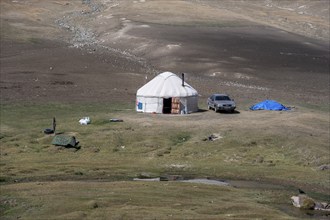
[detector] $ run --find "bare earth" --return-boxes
[0,0,329,106]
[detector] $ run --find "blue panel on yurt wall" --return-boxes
[250,100,290,111]
[137,102,143,110]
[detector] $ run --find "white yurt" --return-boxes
[136,72,199,114]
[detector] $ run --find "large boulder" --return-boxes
[291,195,315,210]
[291,194,330,211]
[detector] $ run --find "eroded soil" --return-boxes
[1,0,329,106]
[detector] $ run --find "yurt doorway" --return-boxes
[163,98,172,114]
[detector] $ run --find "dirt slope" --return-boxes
[0,0,329,105]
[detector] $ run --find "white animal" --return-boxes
[79,117,91,125]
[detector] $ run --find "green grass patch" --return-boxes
[0,181,310,220]
[0,102,329,219]
[171,132,191,145]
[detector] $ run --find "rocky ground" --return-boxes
[1,0,329,106]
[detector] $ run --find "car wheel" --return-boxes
[214,106,217,112]
[207,105,211,110]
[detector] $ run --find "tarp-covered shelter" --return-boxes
[52,135,78,147]
[136,72,199,114]
[250,100,290,111]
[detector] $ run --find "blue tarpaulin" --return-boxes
[250,100,290,111]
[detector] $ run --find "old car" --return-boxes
[207,94,236,112]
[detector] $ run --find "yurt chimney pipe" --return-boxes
[182,73,185,87]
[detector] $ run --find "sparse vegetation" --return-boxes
[1,103,329,219]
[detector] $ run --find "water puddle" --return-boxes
[134,178,230,186]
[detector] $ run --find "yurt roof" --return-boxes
[137,72,198,98]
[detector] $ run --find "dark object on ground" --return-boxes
[318,164,330,170]
[298,188,306,194]
[208,134,218,141]
[110,118,124,122]
[53,117,56,134]
[44,117,56,134]
[207,94,236,113]
[52,135,79,147]
[250,100,290,111]
[44,128,54,134]
[160,175,184,181]
[203,133,221,141]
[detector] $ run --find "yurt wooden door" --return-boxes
[171,97,181,114]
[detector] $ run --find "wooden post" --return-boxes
[53,117,56,135]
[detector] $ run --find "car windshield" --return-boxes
[215,96,230,101]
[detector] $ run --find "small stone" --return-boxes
[87,200,98,209]
[318,164,330,170]
[137,172,153,179]
[256,156,264,163]
[91,147,100,153]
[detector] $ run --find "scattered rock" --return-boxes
[156,152,164,157]
[318,164,330,171]
[291,194,315,210]
[291,193,330,211]
[315,202,330,211]
[160,175,184,181]
[91,147,100,153]
[74,171,84,176]
[110,118,123,122]
[133,176,231,186]
[87,200,98,209]
[203,133,222,141]
[255,156,264,163]
[2,199,18,207]
[137,172,154,179]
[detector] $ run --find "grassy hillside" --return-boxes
[1,103,329,219]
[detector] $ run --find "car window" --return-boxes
[215,96,230,101]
